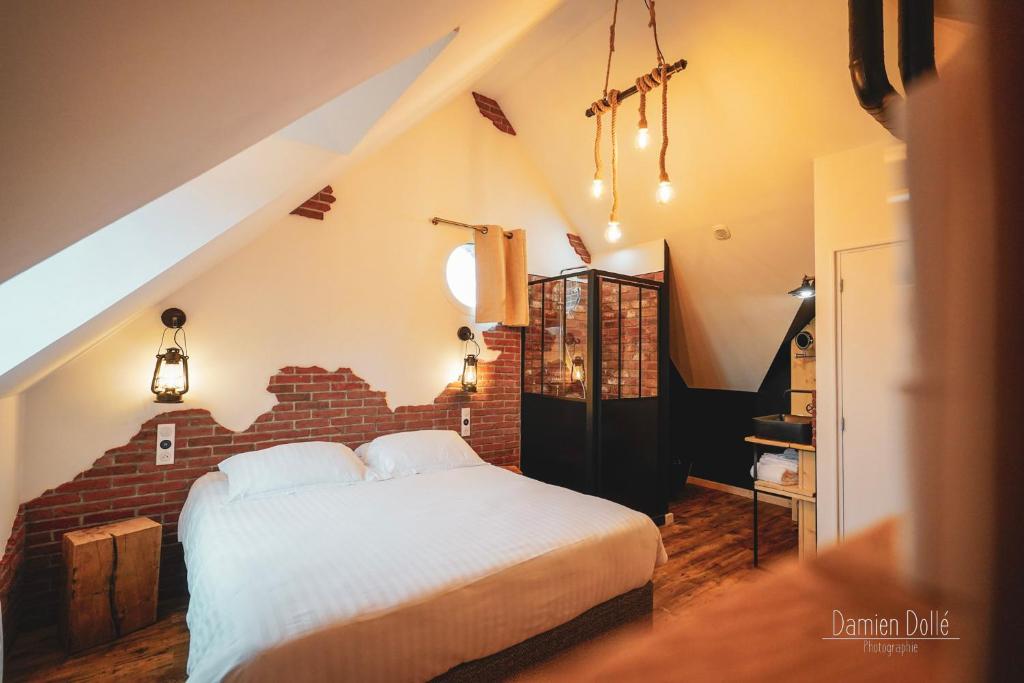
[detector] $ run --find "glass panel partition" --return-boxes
[524,270,660,400]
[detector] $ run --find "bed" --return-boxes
[180,462,667,682]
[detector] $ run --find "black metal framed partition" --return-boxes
[521,269,669,522]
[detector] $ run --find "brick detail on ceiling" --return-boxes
[567,233,592,264]
[472,92,516,136]
[290,185,336,220]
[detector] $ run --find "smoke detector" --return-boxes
[712,225,732,240]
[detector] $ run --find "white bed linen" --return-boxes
[180,465,667,682]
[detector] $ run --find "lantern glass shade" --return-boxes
[461,354,478,393]
[152,347,189,403]
[571,356,585,382]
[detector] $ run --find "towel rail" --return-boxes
[431,216,513,239]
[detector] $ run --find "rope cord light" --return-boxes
[644,0,673,203]
[590,0,619,201]
[588,0,682,241]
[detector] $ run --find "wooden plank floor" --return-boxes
[4,484,795,682]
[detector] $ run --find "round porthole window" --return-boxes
[445,243,476,309]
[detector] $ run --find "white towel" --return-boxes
[751,453,798,484]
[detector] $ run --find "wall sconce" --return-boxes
[457,326,479,393]
[571,356,586,383]
[151,308,190,403]
[788,275,816,299]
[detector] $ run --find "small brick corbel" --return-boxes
[472,92,516,136]
[567,233,592,264]
[290,186,336,220]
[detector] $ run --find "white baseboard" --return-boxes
[687,476,791,508]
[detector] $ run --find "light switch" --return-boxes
[461,408,471,436]
[156,423,175,465]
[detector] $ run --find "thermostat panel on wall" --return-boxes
[156,423,175,465]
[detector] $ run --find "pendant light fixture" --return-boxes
[457,326,480,393]
[586,0,686,241]
[151,308,190,403]
[788,275,816,299]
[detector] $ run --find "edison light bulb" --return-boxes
[656,180,674,204]
[605,221,622,243]
[635,127,650,150]
[591,178,604,199]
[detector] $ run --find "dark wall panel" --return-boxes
[669,365,758,490]
[668,299,815,492]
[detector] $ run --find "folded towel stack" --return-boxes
[751,449,799,485]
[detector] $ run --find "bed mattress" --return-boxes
[179,464,667,682]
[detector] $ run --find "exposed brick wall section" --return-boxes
[601,273,662,399]
[472,92,516,136]
[524,271,663,399]
[0,506,26,651]
[11,327,519,630]
[566,234,592,264]
[290,185,336,220]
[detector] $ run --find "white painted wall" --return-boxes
[0,395,20,550]
[813,141,910,548]
[590,239,665,276]
[16,95,577,502]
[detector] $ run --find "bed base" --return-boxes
[434,581,654,682]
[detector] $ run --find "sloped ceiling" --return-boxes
[0,0,565,395]
[478,0,968,390]
[0,0,562,283]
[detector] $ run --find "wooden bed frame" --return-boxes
[435,581,654,681]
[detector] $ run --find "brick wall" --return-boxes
[0,506,26,651]
[5,326,520,631]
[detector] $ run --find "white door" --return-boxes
[837,242,913,537]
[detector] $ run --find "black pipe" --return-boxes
[849,0,937,138]
[584,59,688,117]
[899,0,937,87]
[849,0,902,135]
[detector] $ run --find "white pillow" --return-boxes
[358,430,484,479]
[218,440,366,501]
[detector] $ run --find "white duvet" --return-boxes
[180,465,667,682]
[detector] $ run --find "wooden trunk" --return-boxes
[62,517,161,652]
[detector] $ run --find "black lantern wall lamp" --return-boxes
[457,326,479,393]
[566,333,587,394]
[151,308,190,403]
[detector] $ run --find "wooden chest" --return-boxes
[62,517,161,652]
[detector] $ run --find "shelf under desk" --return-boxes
[744,436,815,452]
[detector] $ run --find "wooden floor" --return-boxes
[4,484,796,682]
